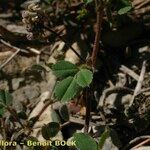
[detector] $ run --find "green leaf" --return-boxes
[98,128,110,150]
[0,90,12,117]
[0,108,4,117]
[74,133,97,150]
[76,69,93,87]
[52,60,78,78]
[118,6,132,15]
[41,122,60,139]
[54,76,80,102]
[0,90,12,107]
[59,105,70,121]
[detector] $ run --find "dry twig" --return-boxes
[130,61,147,106]
[98,86,134,109]
[133,0,150,9]
[0,48,20,69]
[27,47,41,55]
[44,25,85,62]
[120,65,139,81]
[123,135,150,150]
[0,39,41,69]
[0,39,28,53]
[131,138,150,150]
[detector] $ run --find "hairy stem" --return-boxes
[91,3,104,69]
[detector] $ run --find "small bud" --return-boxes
[28,3,35,11]
[27,32,34,40]
[32,5,41,11]
[28,3,41,12]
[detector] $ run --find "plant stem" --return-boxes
[7,106,25,128]
[27,100,56,137]
[91,2,104,69]
[84,1,104,133]
[28,100,55,129]
[27,81,57,135]
[0,102,24,128]
[84,88,91,133]
[44,25,85,63]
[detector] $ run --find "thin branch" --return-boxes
[133,0,150,9]
[0,102,24,128]
[139,87,150,94]
[44,25,85,62]
[0,39,41,55]
[26,100,55,136]
[91,2,104,69]
[131,138,150,150]
[27,47,41,55]
[0,39,28,53]
[7,106,25,128]
[123,136,150,150]
[98,86,134,109]
[0,39,41,69]
[120,65,139,81]
[28,100,55,130]
[130,61,147,106]
[60,121,71,128]
[0,48,20,69]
